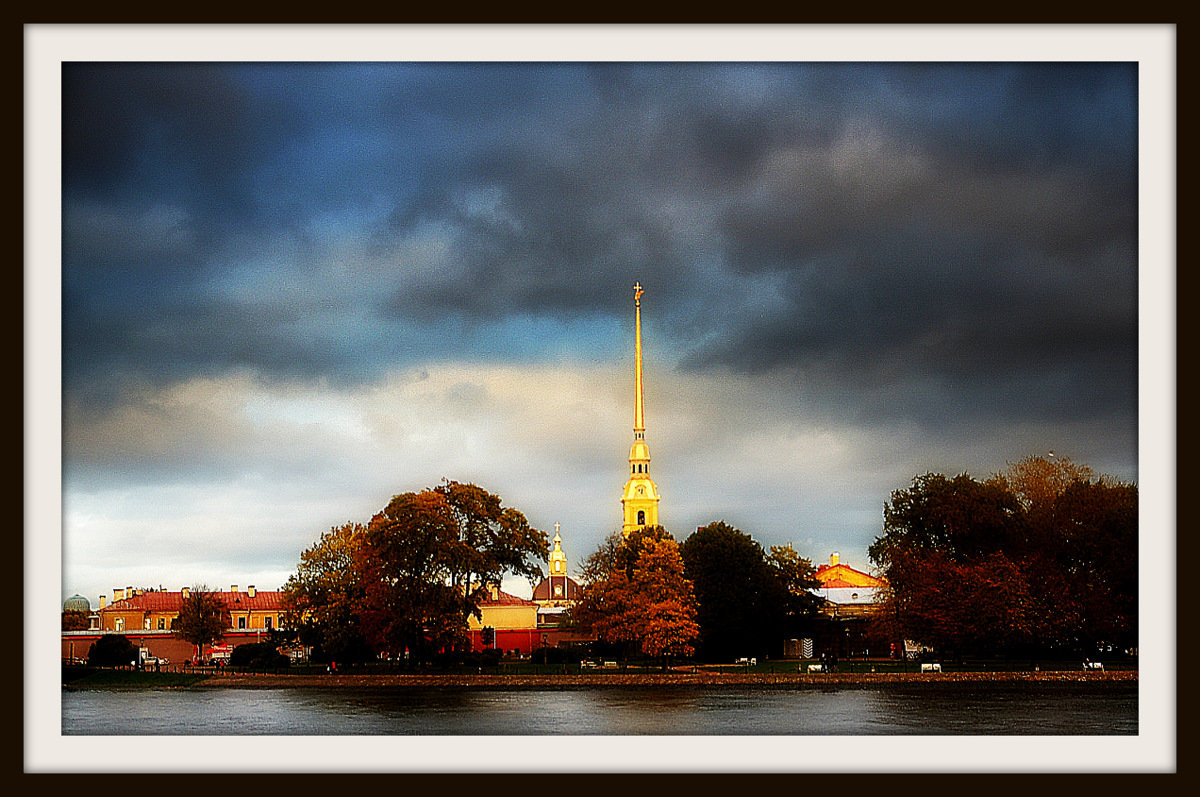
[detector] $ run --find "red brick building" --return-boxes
[94,584,285,634]
[63,584,287,665]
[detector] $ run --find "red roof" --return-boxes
[478,589,536,607]
[101,589,285,613]
[814,563,886,588]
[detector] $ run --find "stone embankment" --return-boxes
[195,670,1137,689]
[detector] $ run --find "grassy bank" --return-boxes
[62,667,211,689]
[64,660,1137,690]
[192,670,1136,689]
[181,656,1138,678]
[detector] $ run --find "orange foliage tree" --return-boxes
[284,481,548,665]
[573,530,700,666]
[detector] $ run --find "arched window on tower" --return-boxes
[637,510,646,525]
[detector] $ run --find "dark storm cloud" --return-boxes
[672,63,1138,430]
[62,63,308,222]
[61,61,1138,436]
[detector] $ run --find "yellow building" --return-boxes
[621,282,661,535]
[812,553,886,619]
[467,584,539,632]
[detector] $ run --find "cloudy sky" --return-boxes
[49,41,1152,609]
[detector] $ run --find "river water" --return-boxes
[62,682,1137,736]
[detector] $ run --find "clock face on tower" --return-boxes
[637,486,645,495]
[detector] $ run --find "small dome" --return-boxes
[63,594,91,613]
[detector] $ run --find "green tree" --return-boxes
[172,585,228,662]
[573,530,699,666]
[229,641,290,669]
[681,521,792,662]
[870,473,1024,568]
[1050,479,1138,650]
[766,544,823,631]
[87,634,138,667]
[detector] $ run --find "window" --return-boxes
[265,616,273,630]
[238,616,246,629]
[144,618,151,630]
[115,618,125,631]
[157,618,165,630]
[637,510,646,525]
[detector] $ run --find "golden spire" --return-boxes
[633,282,645,435]
[549,522,567,576]
[622,281,660,535]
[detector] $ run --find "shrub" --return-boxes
[531,646,583,665]
[87,634,138,667]
[229,642,290,669]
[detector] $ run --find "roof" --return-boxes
[479,588,537,607]
[100,589,285,613]
[532,575,582,601]
[814,562,886,589]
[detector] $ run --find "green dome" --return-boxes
[63,594,91,613]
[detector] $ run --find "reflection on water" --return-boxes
[62,683,1137,736]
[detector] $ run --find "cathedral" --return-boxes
[531,524,582,609]
[66,283,665,663]
[621,282,660,535]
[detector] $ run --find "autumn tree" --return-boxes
[992,456,1137,651]
[579,524,673,584]
[869,458,1137,659]
[172,585,228,662]
[62,610,90,631]
[573,529,699,666]
[282,521,374,664]
[991,454,1097,512]
[635,538,702,663]
[285,482,548,665]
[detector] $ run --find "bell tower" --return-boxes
[621,282,661,535]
